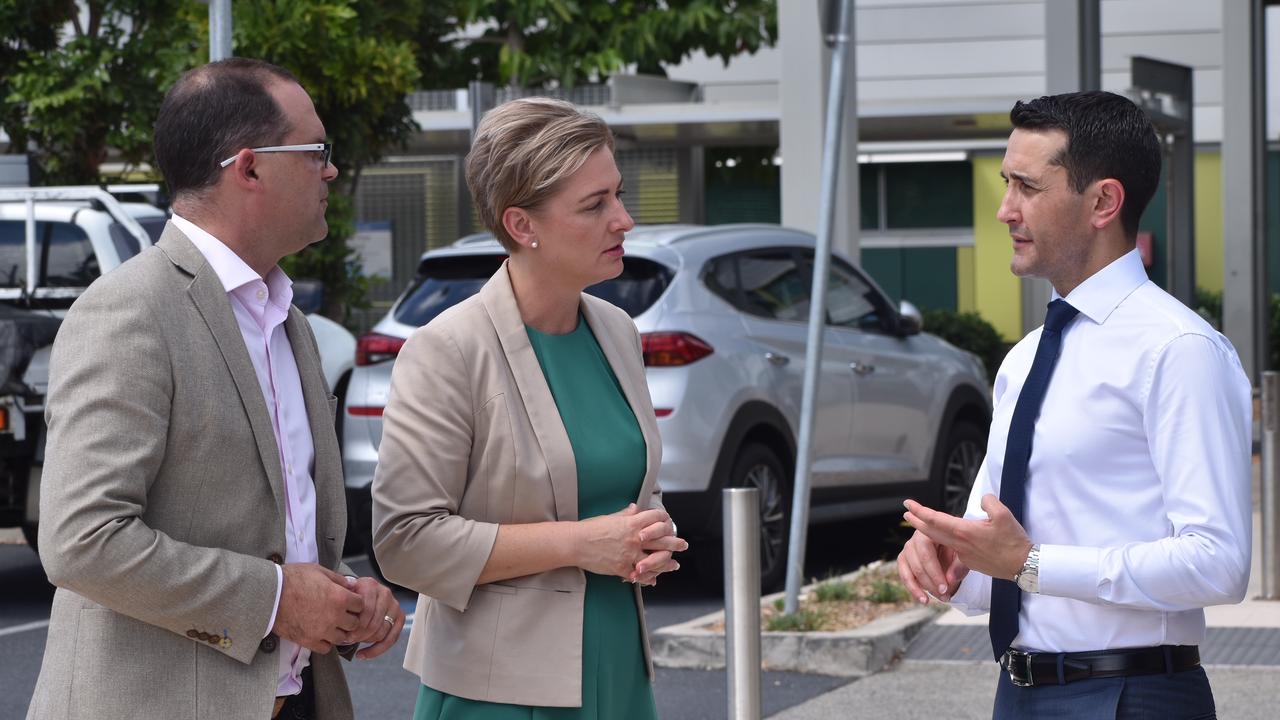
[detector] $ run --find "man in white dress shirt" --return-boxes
[898,91,1252,718]
[28,59,405,720]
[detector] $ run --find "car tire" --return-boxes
[695,442,791,593]
[933,419,985,516]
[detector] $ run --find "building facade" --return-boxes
[351,0,1280,340]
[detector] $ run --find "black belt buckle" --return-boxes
[1003,649,1036,687]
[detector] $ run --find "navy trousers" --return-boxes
[992,665,1216,719]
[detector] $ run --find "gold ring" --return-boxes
[383,615,395,626]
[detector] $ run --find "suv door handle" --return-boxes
[850,361,875,375]
[765,352,789,367]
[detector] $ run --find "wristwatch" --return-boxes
[1013,544,1040,594]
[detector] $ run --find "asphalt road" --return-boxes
[0,515,908,719]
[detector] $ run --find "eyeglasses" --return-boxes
[218,143,332,168]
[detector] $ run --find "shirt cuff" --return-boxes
[947,570,992,615]
[265,564,283,639]
[1037,543,1101,602]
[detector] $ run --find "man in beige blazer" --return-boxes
[27,59,403,720]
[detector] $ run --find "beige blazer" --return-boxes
[372,261,663,707]
[27,225,353,720]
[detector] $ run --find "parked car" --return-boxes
[343,224,992,589]
[0,187,356,551]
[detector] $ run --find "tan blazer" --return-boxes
[371,261,663,707]
[27,225,353,720]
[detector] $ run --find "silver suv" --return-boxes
[343,224,991,588]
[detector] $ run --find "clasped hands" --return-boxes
[577,503,688,587]
[272,564,405,660]
[896,494,1034,605]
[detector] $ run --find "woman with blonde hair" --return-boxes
[372,97,685,719]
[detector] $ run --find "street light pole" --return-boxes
[782,0,855,616]
[209,0,232,62]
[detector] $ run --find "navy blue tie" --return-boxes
[989,299,1079,661]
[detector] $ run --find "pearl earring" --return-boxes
[531,240,539,249]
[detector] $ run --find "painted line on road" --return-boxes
[0,619,49,638]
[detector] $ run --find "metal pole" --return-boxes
[783,0,854,615]
[724,488,761,720]
[24,197,36,297]
[209,0,232,62]
[1263,372,1280,599]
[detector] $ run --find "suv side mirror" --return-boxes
[897,300,923,337]
[293,279,325,315]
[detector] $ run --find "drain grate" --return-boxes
[905,625,1280,667]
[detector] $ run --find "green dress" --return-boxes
[413,315,658,720]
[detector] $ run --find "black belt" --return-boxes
[1001,645,1200,688]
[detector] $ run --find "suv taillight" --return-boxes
[641,332,713,367]
[356,333,407,366]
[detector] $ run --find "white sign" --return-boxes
[351,221,393,279]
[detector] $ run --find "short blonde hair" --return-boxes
[465,98,615,251]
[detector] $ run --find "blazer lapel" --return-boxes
[580,298,662,506]
[159,226,286,519]
[479,263,579,521]
[284,308,344,568]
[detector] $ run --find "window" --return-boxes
[824,257,893,333]
[44,222,98,286]
[393,254,672,327]
[0,220,99,289]
[585,258,673,318]
[704,249,812,322]
[393,255,506,327]
[108,217,166,262]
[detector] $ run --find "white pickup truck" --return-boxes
[0,186,355,551]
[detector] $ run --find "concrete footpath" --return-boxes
[771,459,1280,718]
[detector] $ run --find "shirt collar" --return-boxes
[170,213,293,303]
[1052,248,1148,325]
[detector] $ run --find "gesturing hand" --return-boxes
[272,564,364,654]
[902,495,1033,584]
[574,503,671,580]
[897,529,968,604]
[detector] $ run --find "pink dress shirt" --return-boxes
[171,214,318,697]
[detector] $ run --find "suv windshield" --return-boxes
[393,254,673,327]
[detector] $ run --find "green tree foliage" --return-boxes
[0,1,68,158]
[432,0,778,88]
[2,0,195,183]
[921,309,1008,382]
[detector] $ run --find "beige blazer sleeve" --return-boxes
[38,272,277,666]
[371,321,500,611]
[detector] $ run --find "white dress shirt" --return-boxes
[949,248,1253,653]
[171,214,318,695]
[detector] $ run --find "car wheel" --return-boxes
[696,442,791,593]
[935,420,985,516]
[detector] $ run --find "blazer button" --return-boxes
[260,634,278,654]
[268,553,284,565]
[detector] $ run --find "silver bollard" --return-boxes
[1263,372,1280,599]
[723,488,761,720]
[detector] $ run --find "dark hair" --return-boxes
[1009,90,1162,238]
[153,58,299,199]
